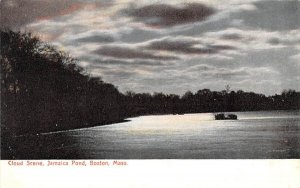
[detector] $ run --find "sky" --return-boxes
[1,0,300,95]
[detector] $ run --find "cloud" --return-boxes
[5,0,299,95]
[208,70,248,80]
[199,67,250,80]
[80,55,165,66]
[94,46,179,60]
[189,64,214,71]
[100,69,138,80]
[75,35,114,44]
[0,0,116,29]
[118,27,161,43]
[203,28,300,52]
[147,39,214,54]
[204,28,253,41]
[221,33,243,40]
[267,34,300,47]
[229,1,300,31]
[145,37,235,55]
[0,0,86,29]
[124,3,215,27]
[290,54,300,62]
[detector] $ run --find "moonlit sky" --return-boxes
[1,0,300,95]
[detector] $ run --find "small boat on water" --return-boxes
[214,113,238,120]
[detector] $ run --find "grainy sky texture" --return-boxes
[1,0,300,95]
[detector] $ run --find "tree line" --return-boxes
[123,89,300,116]
[1,30,299,137]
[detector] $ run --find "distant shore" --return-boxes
[14,109,300,137]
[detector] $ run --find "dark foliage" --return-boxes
[1,30,125,137]
[122,89,300,117]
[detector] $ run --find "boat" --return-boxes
[214,113,237,120]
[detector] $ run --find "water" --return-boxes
[11,110,300,159]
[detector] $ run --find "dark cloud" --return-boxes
[0,0,114,29]
[99,59,165,66]
[80,56,165,66]
[208,44,235,50]
[94,46,179,60]
[146,39,235,54]
[267,38,281,45]
[191,65,214,71]
[125,3,215,27]
[0,0,84,29]
[267,37,300,46]
[147,40,215,54]
[221,33,243,40]
[202,69,249,80]
[75,35,115,43]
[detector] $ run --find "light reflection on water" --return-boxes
[13,110,300,159]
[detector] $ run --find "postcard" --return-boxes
[1,0,299,187]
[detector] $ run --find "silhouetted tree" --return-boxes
[1,30,124,137]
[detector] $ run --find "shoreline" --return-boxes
[11,119,131,138]
[8,109,300,138]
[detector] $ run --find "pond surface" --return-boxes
[12,110,300,159]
